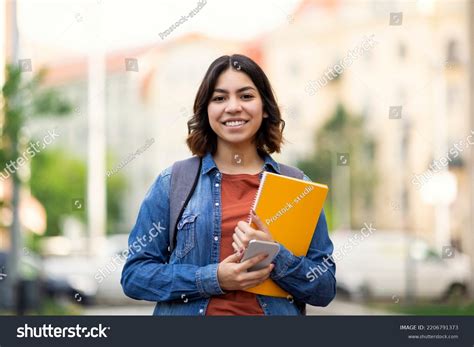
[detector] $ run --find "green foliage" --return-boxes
[1,63,74,251]
[30,149,127,237]
[106,170,127,234]
[30,149,86,236]
[1,64,72,168]
[297,103,377,229]
[2,63,126,242]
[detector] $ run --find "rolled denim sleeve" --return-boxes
[196,263,223,296]
[121,168,224,303]
[270,175,336,307]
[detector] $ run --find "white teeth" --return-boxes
[224,120,247,127]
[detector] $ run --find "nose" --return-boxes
[224,96,242,114]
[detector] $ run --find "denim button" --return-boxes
[215,183,219,187]
[199,309,204,314]
[214,236,218,242]
[215,202,219,206]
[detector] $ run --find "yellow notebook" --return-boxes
[243,171,328,298]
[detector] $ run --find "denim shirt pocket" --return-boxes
[174,213,198,258]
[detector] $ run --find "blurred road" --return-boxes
[82,303,154,315]
[306,300,392,315]
[81,299,391,315]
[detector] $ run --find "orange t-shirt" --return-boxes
[206,172,265,316]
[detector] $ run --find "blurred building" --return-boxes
[263,0,470,251]
[21,0,471,254]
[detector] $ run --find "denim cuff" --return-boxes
[196,263,225,297]
[271,243,299,280]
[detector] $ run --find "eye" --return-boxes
[211,95,225,102]
[241,94,254,100]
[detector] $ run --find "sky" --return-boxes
[17,0,302,56]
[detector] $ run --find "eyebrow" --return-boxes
[213,86,256,94]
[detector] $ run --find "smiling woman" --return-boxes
[121,54,336,316]
[186,54,285,165]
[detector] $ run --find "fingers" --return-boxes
[235,219,273,244]
[250,210,270,235]
[239,265,274,289]
[237,220,268,239]
[234,227,249,250]
[242,264,274,281]
[237,221,253,235]
[222,251,243,263]
[238,253,268,271]
[232,233,245,251]
[234,224,265,244]
[232,241,240,253]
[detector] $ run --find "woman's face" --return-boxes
[207,68,265,149]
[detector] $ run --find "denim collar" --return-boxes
[201,151,280,175]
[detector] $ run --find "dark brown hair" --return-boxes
[186,54,285,157]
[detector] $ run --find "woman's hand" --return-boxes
[232,210,274,253]
[217,251,274,291]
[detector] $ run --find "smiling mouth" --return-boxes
[222,120,249,127]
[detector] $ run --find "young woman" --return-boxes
[121,54,336,315]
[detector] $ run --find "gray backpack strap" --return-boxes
[279,163,304,180]
[169,156,202,252]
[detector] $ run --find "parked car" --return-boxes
[41,253,99,306]
[0,251,75,311]
[332,230,471,302]
[42,234,135,305]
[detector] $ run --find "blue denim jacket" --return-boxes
[121,152,336,315]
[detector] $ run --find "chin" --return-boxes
[221,137,251,145]
[221,128,256,139]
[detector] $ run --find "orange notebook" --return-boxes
[244,171,328,298]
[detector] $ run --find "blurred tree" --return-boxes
[1,63,72,310]
[30,149,127,239]
[297,103,377,230]
[30,149,85,237]
[104,161,128,234]
[1,64,72,220]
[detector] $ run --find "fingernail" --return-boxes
[251,209,256,215]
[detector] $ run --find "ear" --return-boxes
[263,113,269,118]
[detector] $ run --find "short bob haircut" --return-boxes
[186,54,285,157]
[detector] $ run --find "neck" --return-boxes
[213,141,264,174]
